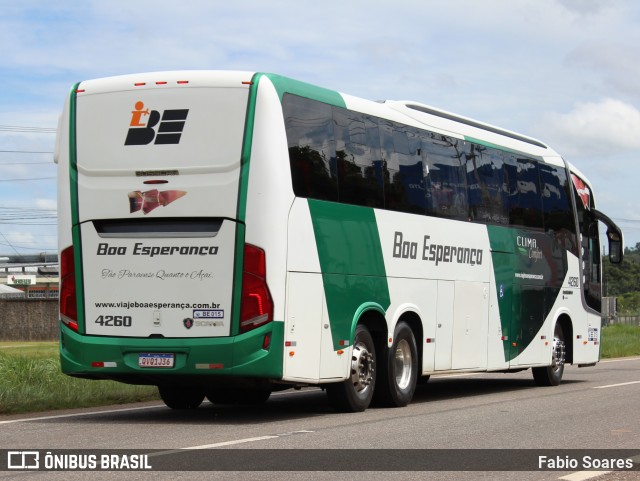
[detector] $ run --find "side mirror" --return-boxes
[608,230,622,264]
[592,209,624,264]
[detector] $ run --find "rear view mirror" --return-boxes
[592,209,623,264]
[607,230,622,264]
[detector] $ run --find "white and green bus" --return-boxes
[56,71,623,412]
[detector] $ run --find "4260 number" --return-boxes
[95,315,132,327]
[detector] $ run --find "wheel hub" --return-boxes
[394,339,413,390]
[551,336,566,372]
[350,343,374,393]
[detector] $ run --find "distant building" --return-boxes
[0,253,58,299]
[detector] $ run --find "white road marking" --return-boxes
[593,380,640,389]
[0,404,164,425]
[150,430,314,457]
[559,471,610,481]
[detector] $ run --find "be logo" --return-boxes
[124,101,189,146]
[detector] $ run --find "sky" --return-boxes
[1,0,640,256]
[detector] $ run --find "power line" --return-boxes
[0,125,56,134]
[0,177,55,182]
[0,150,53,154]
[0,162,53,165]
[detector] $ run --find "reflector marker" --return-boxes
[339,340,349,346]
[501,336,508,341]
[195,363,224,370]
[540,335,547,340]
[285,341,297,347]
[425,338,435,343]
[143,179,169,185]
[91,362,117,368]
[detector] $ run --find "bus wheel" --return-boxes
[207,388,271,405]
[532,324,566,387]
[326,324,376,412]
[158,385,205,409]
[375,321,418,407]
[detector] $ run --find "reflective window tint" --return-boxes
[466,144,508,225]
[333,108,383,208]
[282,94,571,235]
[423,133,467,220]
[383,123,426,214]
[573,175,601,312]
[504,154,543,229]
[539,164,577,253]
[284,94,337,201]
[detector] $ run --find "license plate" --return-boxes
[138,353,174,368]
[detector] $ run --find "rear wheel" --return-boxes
[326,324,376,412]
[374,321,418,407]
[158,385,205,409]
[532,323,566,386]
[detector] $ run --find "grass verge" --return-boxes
[601,323,640,358]
[0,342,159,415]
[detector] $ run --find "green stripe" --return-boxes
[264,73,346,108]
[69,83,85,331]
[487,225,565,362]
[236,73,263,223]
[231,73,263,334]
[307,200,390,350]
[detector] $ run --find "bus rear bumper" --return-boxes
[59,321,284,385]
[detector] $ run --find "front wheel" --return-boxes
[532,323,566,386]
[374,321,418,407]
[326,324,376,412]
[158,385,205,409]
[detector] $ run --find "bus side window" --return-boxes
[505,154,544,230]
[333,108,383,208]
[465,144,507,225]
[423,134,467,221]
[283,94,338,202]
[382,123,426,214]
[539,163,578,257]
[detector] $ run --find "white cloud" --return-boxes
[535,98,640,157]
[1,0,640,248]
[556,0,617,15]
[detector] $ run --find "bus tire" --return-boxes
[158,385,205,409]
[326,324,376,412]
[207,388,271,405]
[374,321,418,407]
[532,323,566,387]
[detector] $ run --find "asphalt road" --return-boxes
[1,356,639,480]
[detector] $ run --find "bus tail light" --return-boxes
[60,246,79,332]
[239,244,273,333]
